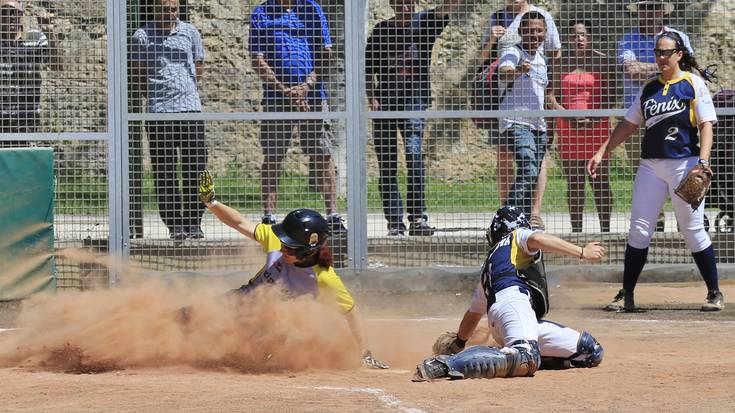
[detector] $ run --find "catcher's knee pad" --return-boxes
[570,332,604,368]
[440,340,541,380]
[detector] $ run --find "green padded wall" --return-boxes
[0,148,56,300]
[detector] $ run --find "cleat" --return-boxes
[603,289,626,312]
[604,289,645,312]
[701,290,724,312]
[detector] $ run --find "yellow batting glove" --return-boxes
[199,170,215,205]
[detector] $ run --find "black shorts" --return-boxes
[259,99,335,158]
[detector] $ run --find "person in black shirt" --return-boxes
[365,0,460,236]
[0,0,61,137]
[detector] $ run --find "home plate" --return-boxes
[0,328,19,333]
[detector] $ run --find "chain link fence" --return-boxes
[2,0,734,289]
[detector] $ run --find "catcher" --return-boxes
[198,170,388,369]
[588,31,724,312]
[414,206,605,381]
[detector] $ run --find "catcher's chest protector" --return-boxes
[518,253,550,319]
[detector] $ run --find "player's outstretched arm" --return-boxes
[344,305,390,369]
[198,170,258,241]
[526,232,605,262]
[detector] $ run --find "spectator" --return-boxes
[619,0,692,108]
[477,0,561,230]
[249,0,346,235]
[365,0,460,236]
[495,11,553,218]
[552,20,613,232]
[618,0,692,231]
[131,0,208,240]
[0,0,61,137]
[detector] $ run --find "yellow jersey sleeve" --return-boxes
[253,223,282,253]
[510,231,535,270]
[315,266,355,314]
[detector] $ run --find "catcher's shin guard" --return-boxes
[413,355,451,381]
[570,332,604,368]
[424,340,540,380]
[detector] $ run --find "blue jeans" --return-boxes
[372,101,427,224]
[504,125,548,216]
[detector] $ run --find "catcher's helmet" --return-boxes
[272,209,329,257]
[487,206,531,247]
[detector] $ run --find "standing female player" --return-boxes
[587,31,724,312]
[197,170,389,368]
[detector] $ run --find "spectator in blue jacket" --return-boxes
[249,0,346,235]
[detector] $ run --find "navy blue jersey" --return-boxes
[480,228,540,301]
[627,72,717,159]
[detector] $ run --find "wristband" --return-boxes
[207,200,218,207]
[698,159,710,168]
[579,246,584,259]
[455,337,467,349]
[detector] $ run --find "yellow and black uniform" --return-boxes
[239,224,354,313]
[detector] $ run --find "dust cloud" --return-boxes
[0,251,359,374]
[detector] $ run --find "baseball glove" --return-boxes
[198,170,216,204]
[432,332,466,356]
[674,165,712,211]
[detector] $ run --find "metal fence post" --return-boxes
[106,0,129,286]
[344,0,368,273]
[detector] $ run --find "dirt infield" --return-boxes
[1,281,734,412]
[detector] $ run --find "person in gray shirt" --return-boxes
[131,0,207,240]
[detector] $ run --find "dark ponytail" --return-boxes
[296,244,334,268]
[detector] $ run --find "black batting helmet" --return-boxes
[486,206,531,247]
[272,209,329,258]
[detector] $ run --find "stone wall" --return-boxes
[34,1,734,180]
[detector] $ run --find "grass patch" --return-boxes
[55,159,670,215]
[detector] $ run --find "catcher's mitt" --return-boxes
[674,165,712,211]
[432,332,466,356]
